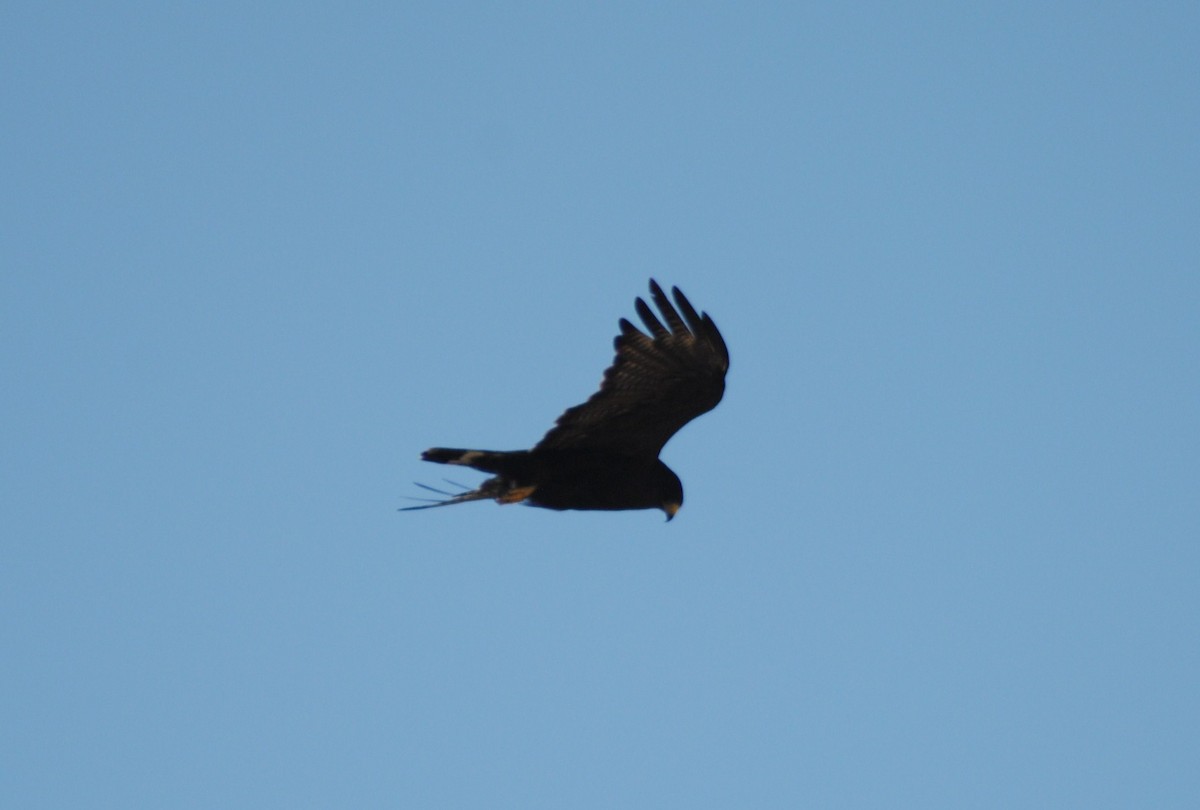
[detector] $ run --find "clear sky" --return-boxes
[3,3,1198,807]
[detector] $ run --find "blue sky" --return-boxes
[3,2,1198,807]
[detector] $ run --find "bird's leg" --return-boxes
[497,485,537,504]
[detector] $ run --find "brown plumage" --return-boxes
[403,280,729,520]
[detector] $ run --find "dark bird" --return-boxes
[403,280,729,520]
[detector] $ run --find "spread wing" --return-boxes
[534,280,729,457]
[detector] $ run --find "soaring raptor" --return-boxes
[404,280,729,520]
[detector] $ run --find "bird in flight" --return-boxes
[403,280,729,520]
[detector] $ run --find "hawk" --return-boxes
[403,280,729,520]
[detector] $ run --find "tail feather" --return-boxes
[403,448,532,512]
[420,447,523,473]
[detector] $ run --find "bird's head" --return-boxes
[657,462,683,521]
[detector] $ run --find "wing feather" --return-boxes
[649,280,688,334]
[634,298,670,339]
[535,280,729,456]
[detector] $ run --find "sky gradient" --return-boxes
[4,3,1198,807]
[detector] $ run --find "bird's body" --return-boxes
[404,280,728,520]
[418,447,681,513]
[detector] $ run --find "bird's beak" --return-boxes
[664,502,680,521]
